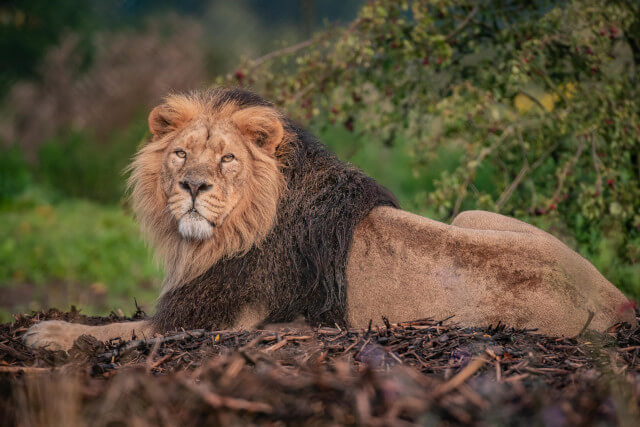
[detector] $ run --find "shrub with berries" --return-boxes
[221,0,640,296]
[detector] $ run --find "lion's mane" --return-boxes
[142,88,399,331]
[128,89,289,294]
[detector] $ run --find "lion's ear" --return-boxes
[231,107,284,155]
[148,104,183,139]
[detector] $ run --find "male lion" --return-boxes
[24,88,635,350]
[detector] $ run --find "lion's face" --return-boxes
[163,120,253,240]
[128,91,290,292]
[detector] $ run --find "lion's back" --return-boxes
[345,206,634,335]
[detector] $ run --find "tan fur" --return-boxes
[346,207,635,336]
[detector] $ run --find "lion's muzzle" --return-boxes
[178,210,214,240]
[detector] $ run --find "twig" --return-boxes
[96,329,209,362]
[573,310,595,339]
[516,90,548,113]
[151,353,173,369]
[181,378,273,414]
[590,135,602,195]
[537,68,568,105]
[265,337,289,352]
[496,141,558,210]
[446,5,479,41]
[432,357,487,396]
[551,134,586,203]
[453,126,514,217]
[145,337,162,373]
[0,366,55,374]
[496,164,530,211]
[250,39,316,69]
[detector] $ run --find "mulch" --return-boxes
[1,308,639,426]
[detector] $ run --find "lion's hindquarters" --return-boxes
[23,320,153,351]
[347,207,632,335]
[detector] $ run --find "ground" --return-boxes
[0,308,639,425]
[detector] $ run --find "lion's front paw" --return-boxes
[23,320,86,351]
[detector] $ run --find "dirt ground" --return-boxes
[1,307,639,426]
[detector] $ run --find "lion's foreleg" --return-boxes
[23,320,154,351]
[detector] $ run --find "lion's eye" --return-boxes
[175,150,186,159]
[221,153,235,163]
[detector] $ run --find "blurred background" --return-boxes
[1,0,639,321]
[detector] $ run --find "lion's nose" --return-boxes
[179,179,212,200]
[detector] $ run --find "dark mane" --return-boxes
[153,88,399,331]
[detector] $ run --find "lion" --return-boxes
[24,87,635,350]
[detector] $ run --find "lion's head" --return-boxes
[128,89,292,293]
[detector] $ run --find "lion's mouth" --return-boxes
[178,209,216,240]
[187,207,217,226]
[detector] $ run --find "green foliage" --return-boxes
[0,117,155,320]
[0,146,31,205]
[226,0,640,297]
[0,199,160,321]
[36,116,148,203]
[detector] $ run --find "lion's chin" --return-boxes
[178,213,214,240]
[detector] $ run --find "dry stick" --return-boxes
[96,329,209,362]
[495,141,558,210]
[145,337,162,373]
[446,5,479,41]
[516,90,548,113]
[250,39,316,69]
[538,67,568,105]
[432,356,487,397]
[0,366,56,374]
[590,134,603,195]
[249,16,363,70]
[496,164,530,210]
[151,353,173,369]
[265,337,289,352]
[551,134,586,203]
[180,378,273,414]
[572,310,595,339]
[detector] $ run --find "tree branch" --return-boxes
[446,5,479,41]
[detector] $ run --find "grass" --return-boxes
[0,194,161,322]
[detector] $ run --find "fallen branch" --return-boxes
[0,366,56,374]
[181,377,273,414]
[97,329,210,362]
[432,357,487,397]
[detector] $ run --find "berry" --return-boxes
[344,117,354,132]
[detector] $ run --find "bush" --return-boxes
[224,0,640,297]
[0,146,31,205]
[36,116,148,203]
